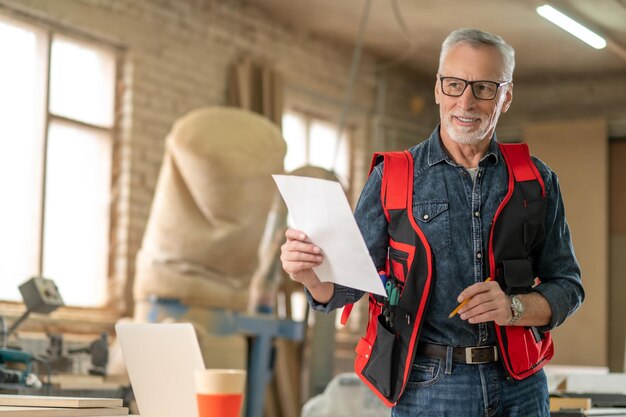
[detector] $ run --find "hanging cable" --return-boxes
[332,0,373,174]
[362,0,419,73]
[391,0,413,41]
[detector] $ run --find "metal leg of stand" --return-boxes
[245,332,272,417]
[235,315,304,417]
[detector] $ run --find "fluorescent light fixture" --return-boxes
[536,4,607,49]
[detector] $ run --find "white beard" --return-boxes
[441,112,494,145]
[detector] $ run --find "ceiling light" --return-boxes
[536,5,607,49]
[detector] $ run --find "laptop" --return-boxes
[116,322,205,417]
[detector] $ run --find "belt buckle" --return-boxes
[465,346,497,364]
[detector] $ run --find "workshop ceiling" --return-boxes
[246,0,626,80]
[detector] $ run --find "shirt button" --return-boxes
[423,214,429,220]
[476,252,482,259]
[474,211,480,217]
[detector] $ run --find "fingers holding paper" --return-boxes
[281,228,324,278]
[281,228,334,304]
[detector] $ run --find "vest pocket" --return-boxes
[503,325,553,377]
[361,314,398,399]
[389,247,409,282]
[523,198,547,253]
[524,221,545,253]
[502,259,535,294]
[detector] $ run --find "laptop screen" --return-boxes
[116,322,205,417]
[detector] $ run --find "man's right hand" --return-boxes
[280,228,334,303]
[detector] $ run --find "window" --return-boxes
[0,16,116,307]
[282,111,351,188]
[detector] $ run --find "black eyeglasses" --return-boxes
[439,76,511,100]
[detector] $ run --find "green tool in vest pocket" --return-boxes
[384,281,401,327]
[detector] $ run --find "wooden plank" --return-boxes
[48,375,125,390]
[550,397,592,412]
[52,382,123,391]
[0,406,128,416]
[49,375,104,384]
[0,396,123,409]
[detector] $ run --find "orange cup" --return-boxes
[194,369,246,417]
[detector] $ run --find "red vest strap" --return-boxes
[341,151,412,326]
[499,143,545,197]
[340,304,353,325]
[381,152,411,211]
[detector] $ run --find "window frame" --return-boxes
[0,12,123,334]
[282,107,354,196]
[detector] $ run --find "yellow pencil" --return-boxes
[448,277,493,318]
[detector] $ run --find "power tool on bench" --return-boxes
[0,346,33,384]
[0,276,64,386]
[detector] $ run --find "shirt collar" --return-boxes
[427,125,500,167]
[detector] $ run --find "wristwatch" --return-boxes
[508,295,525,326]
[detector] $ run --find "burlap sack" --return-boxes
[134,107,286,312]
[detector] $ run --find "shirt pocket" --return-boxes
[413,201,451,251]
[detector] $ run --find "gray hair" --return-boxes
[438,28,515,81]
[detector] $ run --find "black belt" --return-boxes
[417,343,499,364]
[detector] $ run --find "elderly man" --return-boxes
[281,28,583,416]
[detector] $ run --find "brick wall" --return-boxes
[0,0,434,315]
[2,0,625,391]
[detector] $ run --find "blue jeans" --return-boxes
[392,354,549,417]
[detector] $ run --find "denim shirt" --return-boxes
[307,126,584,347]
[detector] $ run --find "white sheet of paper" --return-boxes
[273,175,386,296]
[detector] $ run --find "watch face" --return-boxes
[512,296,524,315]
[508,296,525,325]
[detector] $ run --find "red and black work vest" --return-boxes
[341,143,554,407]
